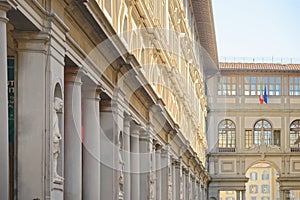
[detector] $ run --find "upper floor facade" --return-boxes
[206,62,300,200]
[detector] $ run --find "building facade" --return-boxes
[207,62,300,200]
[0,0,218,199]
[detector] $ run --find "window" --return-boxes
[273,130,281,146]
[244,76,281,96]
[251,197,256,200]
[290,120,300,151]
[218,76,237,96]
[254,119,272,145]
[261,185,270,193]
[245,130,253,148]
[262,170,269,180]
[289,76,300,95]
[226,198,235,200]
[261,197,270,200]
[218,119,236,151]
[249,185,258,193]
[250,172,257,181]
[246,120,280,148]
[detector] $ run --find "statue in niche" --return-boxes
[53,97,64,184]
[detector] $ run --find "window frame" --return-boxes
[244,75,281,96]
[218,119,236,151]
[253,119,272,145]
[290,120,300,151]
[289,76,300,96]
[218,76,237,96]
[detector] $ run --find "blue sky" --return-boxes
[212,0,300,61]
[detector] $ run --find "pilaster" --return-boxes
[0,3,11,200]
[14,31,51,200]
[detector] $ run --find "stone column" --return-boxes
[150,140,157,200]
[280,190,290,200]
[100,97,122,200]
[123,114,131,200]
[182,168,186,200]
[0,3,11,200]
[192,176,196,200]
[139,126,153,200]
[161,148,169,200]
[236,190,241,200]
[82,84,101,199]
[130,124,141,200]
[196,180,200,200]
[186,169,191,200]
[201,184,205,200]
[241,190,246,200]
[280,190,285,200]
[64,67,83,200]
[155,145,162,200]
[285,190,290,200]
[171,159,176,200]
[174,160,181,200]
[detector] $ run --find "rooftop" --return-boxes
[219,62,300,72]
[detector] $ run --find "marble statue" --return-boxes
[53,97,64,184]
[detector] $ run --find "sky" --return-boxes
[212,0,300,62]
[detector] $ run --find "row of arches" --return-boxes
[218,119,300,150]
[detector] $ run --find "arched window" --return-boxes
[218,119,236,151]
[290,120,300,150]
[253,119,272,145]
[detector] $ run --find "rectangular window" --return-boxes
[289,76,300,95]
[273,130,280,146]
[249,185,258,193]
[244,76,281,96]
[262,171,269,180]
[226,198,235,200]
[218,76,237,96]
[245,130,253,148]
[250,172,257,180]
[261,185,270,193]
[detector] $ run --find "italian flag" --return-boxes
[259,85,264,104]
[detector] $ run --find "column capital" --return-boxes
[139,127,152,141]
[131,123,142,136]
[13,31,51,53]
[0,1,10,23]
[0,2,11,9]
[82,83,103,100]
[65,67,86,85]
[173,159,182,168]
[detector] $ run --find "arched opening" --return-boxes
[253,119,272,145]
[218,119,236,152]
[245,162,279,200]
